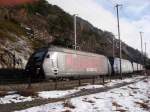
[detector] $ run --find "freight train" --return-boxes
[25,46,144,79]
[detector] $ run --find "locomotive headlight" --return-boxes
[36,68,40,74]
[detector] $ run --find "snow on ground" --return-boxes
[0,84,103,104]
[37,76,145,99]
[77,84,104,90]
[0,94,33,104]
[15,76,150,112]
[38,90,79,99]
[38,85,104,99]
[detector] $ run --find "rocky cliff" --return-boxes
[0,0,144,69]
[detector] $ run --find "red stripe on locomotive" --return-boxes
[66,54,105,72]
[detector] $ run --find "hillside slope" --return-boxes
[0,0,144,68]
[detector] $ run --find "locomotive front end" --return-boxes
[25,48,48,80]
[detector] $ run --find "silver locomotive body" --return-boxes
[43,46,111,79]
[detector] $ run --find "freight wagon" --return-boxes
[113,58,133,74]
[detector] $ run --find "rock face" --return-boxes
[0,0,36,6]
[0,0,144,69]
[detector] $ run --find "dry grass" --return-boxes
[135,101,150,110]
[0,91,7,97]
[128,86,139,90]
[61,110,72,112]
[115,109,127,112]
[0,20,25,36]
[112,101,127,112]
[129,92,134,96]
[63,99,75,109]
[86,99,95,103]
[112,101,122,107]
[82,98,95,103]
[132,90,137,94]
[93,96,103,99]
[17,87,38,97]
[143,80,148,83]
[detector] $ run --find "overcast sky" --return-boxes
[47,0,150,57]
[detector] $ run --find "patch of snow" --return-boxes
[106,76,144,86]
[0,94,33,104]
[77,84,104,90]
[25,27,31,30]
[15,102,64,112]
[7,91,17,94]
[38,85,104,99]
[38,90,78,99]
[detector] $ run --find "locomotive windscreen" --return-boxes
[26,48,48,69]
[33,51,46,62]
[25,48,48,77]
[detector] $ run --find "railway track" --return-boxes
[0,73,141,92]
[0,76,106,91]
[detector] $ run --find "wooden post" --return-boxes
[27,70,32,88]
[28,75,31,88]
[99,76,101,84]
[78,75,81,86]
[103,75,105,84]
[108,66,111,82]
[92,76,95,84]
[99,75,103,84]
[54,77,58,89]
[109,74,111,82]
